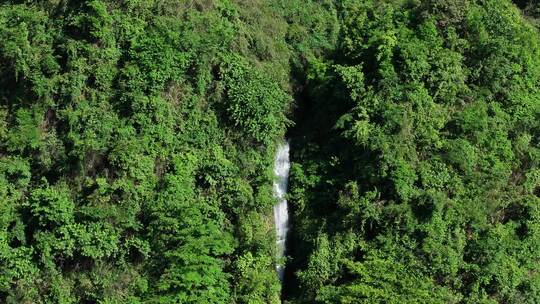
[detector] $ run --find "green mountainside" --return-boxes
[0,1,539,303]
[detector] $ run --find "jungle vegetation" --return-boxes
[286,0,540,303]
[0,0,539,303]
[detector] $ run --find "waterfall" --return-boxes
[273,141,290,282]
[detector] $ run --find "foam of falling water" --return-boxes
[273,141,290,282]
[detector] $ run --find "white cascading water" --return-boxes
[273,141,290,282]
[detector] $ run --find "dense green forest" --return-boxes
[0,0,539,303]
[286,0,540,303]
[0,1,295,302]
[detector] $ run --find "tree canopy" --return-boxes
[286,0,540,303]
[1,0,539,303]
[0,1,292,303]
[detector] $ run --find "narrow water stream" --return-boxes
[273,141,290,282]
